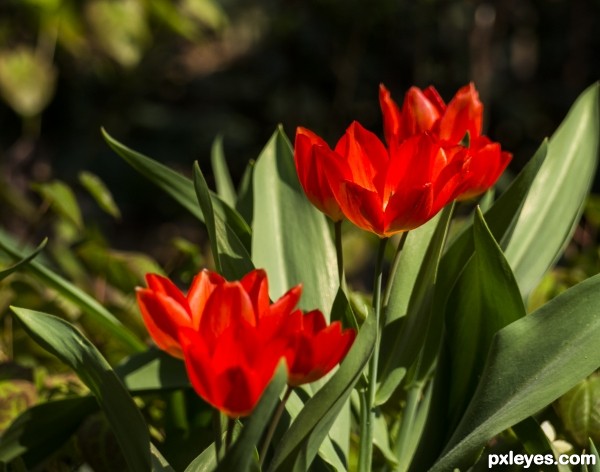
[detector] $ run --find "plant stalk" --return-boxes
[259,385,293,467]
[334,220,348,293]
[357,237,388,472]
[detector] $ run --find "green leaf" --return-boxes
[585,439,600,472]
[79,171,122,219]
[216,362,287,472]
[438,139,548,298]
[0,397,97,465]
[193,161,254,280]
[10,307,151,472]
[430,273,600,471]
[511,417,558,472]
[236,160,255,226]
[115,349,190,393]
[31,180,83,229]
[268,311,377,471]
[251,126,337,313]
[151,443,176,471]
[0,229,144,352]
[0,238,46,281]
[446,208,526,428]
[211,135,236,208]
[376,205,453,405]
[504,82,600,296]
[384,212,441,325]
[102,128,251,252]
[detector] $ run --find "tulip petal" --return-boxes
[240,269,271,321]
[333,180,386,236]
[402,86,443,137]
[187,269,225,329]
[379,84,403,145]
[136,288,191,358]
[383,183,434,235]
[294,128,344,221]
[335,121,389,193]
[439,82,483,144]
[200,282,256,350]
[145,274,189,315]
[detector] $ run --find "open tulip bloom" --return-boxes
[295,83,512,236]
[137,269,355,417]
[6,80,599,472]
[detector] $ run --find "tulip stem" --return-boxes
[225,417,235,451]
[334,220,348,293]
[212,410,222,463]
[358,237,388,472]
[259,385,293,467]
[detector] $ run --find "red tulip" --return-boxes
[296,121,473,237]
[379,83,511,201]
[294,127,345,221]
[136,270,225,359]
[279,310,356,386]
[137,268,355,417]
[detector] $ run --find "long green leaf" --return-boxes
[210,135,236,207]
[102,128,252,252]
[251,126,337,313]
[445,208,526,428]
[376,205,453,405]
[430,273,600,471]
[384,213,441,324]
[11,307,152,472]
[0,238,46,281]
[0,230,144,352]
[504,82,600,296]
[268,312,377,471]
[0,397,97,465]
[215,362,287,472]
[193,161,254,280]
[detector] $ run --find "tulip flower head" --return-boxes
[137,269,355,417]
[295,83,511,237]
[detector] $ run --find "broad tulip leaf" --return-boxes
[0,397,97,465]
[446,208,526,429]
[384,212,441,324]
[11,307,152,472]
[376,205,453,405]
[151,443,176,471]
[511,417,558,471]
[115,349,190,393]
[438,139,548,299]
[210,135,236,208]
[102,128,251,252]
[235,160,255,226]
[430,273,600,471]
[215,362,287,472]
[0,229,144,352]
[251,126,337,313]
[268,312,377,472]
[193,161,254,280]
[504,82,600,296]
[0,238,46,281]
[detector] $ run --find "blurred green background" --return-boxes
[1,0,599,260]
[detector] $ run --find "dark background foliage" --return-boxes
[1,0,599,257]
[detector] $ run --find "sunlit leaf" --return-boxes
[430,273,600,471]
[505,82,600,296]
[251,126,337,313]
[446,208,526,429]
[11,307,151,472]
